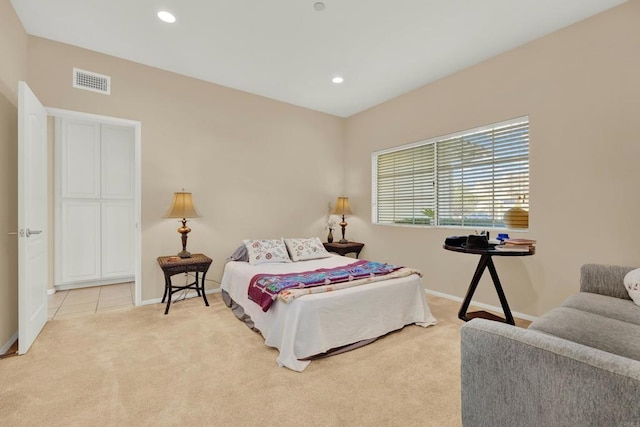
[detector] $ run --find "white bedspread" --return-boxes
[220,254,437,371]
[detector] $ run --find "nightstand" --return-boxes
[157,253,212,315]
[323,241,365,259]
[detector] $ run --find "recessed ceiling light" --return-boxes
[332,76,344,84]
[157,11,176,23]
[313,2,326,11]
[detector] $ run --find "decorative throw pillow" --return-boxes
[243,239,292,265]
[283,237,331,262]
[226,245,249,262]
[623,268,640,306]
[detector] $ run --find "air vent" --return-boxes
[73,68,111,95]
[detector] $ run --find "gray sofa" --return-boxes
[460,264,640,426]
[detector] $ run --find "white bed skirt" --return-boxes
[221,255,437,371]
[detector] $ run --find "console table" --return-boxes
[443,244,534,325]
[157,253,212,315]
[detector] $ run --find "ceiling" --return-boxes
[11,0,627,117]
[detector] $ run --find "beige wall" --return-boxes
[26,37,345,301]
[345,0,640,317]
[0,91,19,349]
[0,0,26,350]
[0,0,27,103]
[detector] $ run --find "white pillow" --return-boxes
[284,237,332,262]
[623,268,640,306]
[242,239,292,265]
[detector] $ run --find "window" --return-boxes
[372,117,529,229]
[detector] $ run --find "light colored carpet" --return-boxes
[0,293,527,426]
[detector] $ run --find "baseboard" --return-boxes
[47,288,56,296]
[142,287,221,306]
[0,331,18,355]
[424,289,537,322]
[56,277,135,291]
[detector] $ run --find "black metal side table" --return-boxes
[157,253,212,315]
[443,244,534,325]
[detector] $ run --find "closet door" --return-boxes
[58,119,101,284]
[101,201,134,278]
[61,201,101,283]
[61,119,100,199]
[101,125,134,199]
[56,119,135,287]
[101,124,135,278]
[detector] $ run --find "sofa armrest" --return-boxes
[461,319,640,426]
[580,263,635,300]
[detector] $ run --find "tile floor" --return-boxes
[48,282,134,320]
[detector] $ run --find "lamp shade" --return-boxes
[164,191,201,219]
[331,197,353,215]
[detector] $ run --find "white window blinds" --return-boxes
[372,117,529,228]
[375,144,435,225]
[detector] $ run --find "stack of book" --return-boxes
[496,238,537,253]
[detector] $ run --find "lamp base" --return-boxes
[177,219,192,258]
[338,218,348,244]
[178,249,192,258]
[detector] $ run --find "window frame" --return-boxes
[371,116,529,230]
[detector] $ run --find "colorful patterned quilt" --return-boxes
[247,260,410,312]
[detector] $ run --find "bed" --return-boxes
[221,243,437,372]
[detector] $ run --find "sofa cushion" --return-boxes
[561,292,640,326]
[529,307,640,362]
[580,264,634,300]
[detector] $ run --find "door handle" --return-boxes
[8,232,18,236]
[26,228,42,237]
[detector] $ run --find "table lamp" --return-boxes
[331,196,353,243]
[164,190,201,258]
[503,195,529,229]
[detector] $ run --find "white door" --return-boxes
[101,201,134,278]
[61,200,101,282]
[18,81,48,355]
[57,118,101,285]
[100,124,135,279]
[55,118,134,287]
